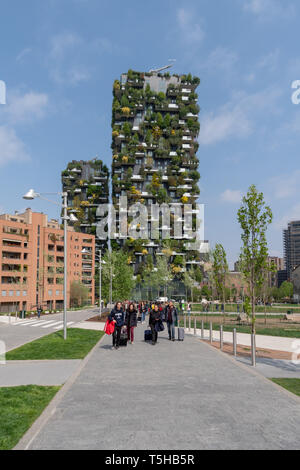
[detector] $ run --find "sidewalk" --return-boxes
[18,324,300,450]
[189,327,300,353]
[0,360,81,387]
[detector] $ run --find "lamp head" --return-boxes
[23,189,39,200]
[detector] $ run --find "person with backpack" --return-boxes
[109,302,125,350]
[125,302,138,344]
[149,304,161,345]
[165,301,178,342]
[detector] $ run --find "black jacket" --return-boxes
[165,305,178,325]
[108,307,125,327]
[126,309,138,327]
[149,309,161,325]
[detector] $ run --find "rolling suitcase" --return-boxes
[178,327,184,341]
[144,330,152,342]
[119,326,128,347]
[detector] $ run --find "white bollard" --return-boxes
[251,333,256,367]
[220,325,223,351]
[233,329,237,357]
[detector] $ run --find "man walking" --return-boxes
[165,301,178,342]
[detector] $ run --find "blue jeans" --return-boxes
[141,311,145,322]
[167,322,175,340]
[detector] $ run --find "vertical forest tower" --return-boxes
[111,69,202,278]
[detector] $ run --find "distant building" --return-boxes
[291,265,300,297]
[0,209,95,313]
[283,220,300,279]
[234,261,241,272]
[267,256,285,288]
[277,270,288,288]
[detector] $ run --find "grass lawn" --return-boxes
[190,304,300,314]
[6,328,104,361]
[0,385,60,450]
[271,379,300,397]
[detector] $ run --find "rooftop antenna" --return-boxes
[149,59,176,74]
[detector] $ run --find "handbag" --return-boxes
[155,320,165,332]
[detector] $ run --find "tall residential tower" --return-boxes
[111,69,202,276]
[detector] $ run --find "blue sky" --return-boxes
[0,0,300,268]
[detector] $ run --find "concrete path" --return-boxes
[0,360,81,386]
[21,324,300,450]
[237,356,300,378]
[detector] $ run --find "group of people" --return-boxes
[108,300,179,349]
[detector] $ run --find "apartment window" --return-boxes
[56,290,60,296]
[16,291,20,297]
[23,291,27,296]
[2,291,6,297]
[48,290,53,296]
[9,291,13,297]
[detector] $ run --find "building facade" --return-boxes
[111,69,202,276]
[284,221,300,279]
[0,209,95,313]
[62,158,109,254]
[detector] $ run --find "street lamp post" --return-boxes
[62,192,68,340]
[93,249,106,318]
[23,189,77,340]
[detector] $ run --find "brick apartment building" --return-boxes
[0,209,95,313]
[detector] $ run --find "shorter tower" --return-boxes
[61,158,109,253]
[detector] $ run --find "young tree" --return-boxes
[279,281,293,300]
[237,185,273,337]
[211,244,228,318]
[102,250,135,302]
[70,281,89,308]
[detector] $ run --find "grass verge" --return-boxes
[6,328,104,361]
[271,378,300,397]
[0,385,60,450]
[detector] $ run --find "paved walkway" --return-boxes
[237,357,300,378]
[0,360,81,386]
[19,324,300,450]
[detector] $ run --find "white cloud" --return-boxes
[176,8,205,44]
[243,0,295,21]
[48,32,90,85]
[200,104,252,146]
[50,32,82,61]
[48,32,122,85]
[274,203,300,230]
[4,92,49,124]
[257,49,280,71]
[16,48,32,63]
[269,170,300,200]
[0,126,30,167]
[203,47,238,73]
[221,189,242,203]
[200,86,283,146]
